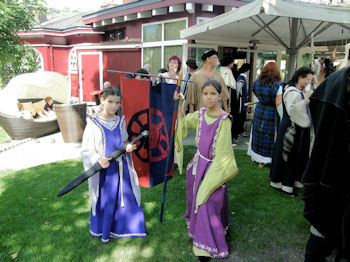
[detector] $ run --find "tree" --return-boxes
[0,0,46,87]
[0,44,41,87]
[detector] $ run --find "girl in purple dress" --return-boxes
[81,86,146,243]
[174,79,238,260]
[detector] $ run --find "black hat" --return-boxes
[134,68,149,79]
[239,63,251,74]
[201,49,218,61]
[220,56,234,67]
[186,59,198,70]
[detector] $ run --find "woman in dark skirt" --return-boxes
[247,62,282,168]
[269,67,314,195]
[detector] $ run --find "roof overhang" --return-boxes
[83,0,247,28]
[180,0,350,49]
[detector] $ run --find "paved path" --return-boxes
[0,132,81,171]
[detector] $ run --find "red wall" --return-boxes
[52,47,69,74]
[103,49,141,88]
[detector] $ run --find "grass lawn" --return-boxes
[0,148,310,262]
[0,126,11,144]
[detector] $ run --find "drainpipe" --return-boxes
[49,42,55,71]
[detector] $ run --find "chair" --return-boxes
[0,112,59,140]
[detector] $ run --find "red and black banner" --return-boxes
[121,77,177,188]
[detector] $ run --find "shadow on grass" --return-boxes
[0,148,310,262]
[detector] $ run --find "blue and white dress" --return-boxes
[81,115,146,243]
[248,79,281,164]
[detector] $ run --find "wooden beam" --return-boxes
[112,16,124,23]
[169,4,184,13]
[202,4,213,12]
[93,21,102,28]
[102,19,112,26]
[124,13,137,21]
[137,11,152,19]
[186,3,195,14]
[152,7,167,16]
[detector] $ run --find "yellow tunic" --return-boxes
[175,111,238,209]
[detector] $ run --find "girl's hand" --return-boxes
[98,157,112,169]
[173,90,181,101]
[305,90,313,103]
[126,143,135,153]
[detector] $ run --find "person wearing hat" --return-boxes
[181,59,198,113]
[219,56,240,141]
[236,63,251,137]
[185,49,229,113]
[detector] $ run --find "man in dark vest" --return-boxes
[302,67,350,262]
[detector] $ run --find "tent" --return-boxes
[0,71,70,116]
[180,0,350,79]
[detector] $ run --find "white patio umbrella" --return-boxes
[181,0,350,79]
[0,71,70,116]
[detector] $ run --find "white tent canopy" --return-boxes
[0,71,70,116]
[181,0,350,78]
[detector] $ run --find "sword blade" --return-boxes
[57,130,149,197]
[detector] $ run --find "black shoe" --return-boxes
[198,256,211,262]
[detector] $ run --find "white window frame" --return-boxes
[141,17,188,69]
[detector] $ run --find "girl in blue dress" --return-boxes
[81,86,146,243]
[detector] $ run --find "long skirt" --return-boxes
[185,163,229,258]
[89,159,146,243]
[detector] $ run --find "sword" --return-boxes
[57,130,149,197]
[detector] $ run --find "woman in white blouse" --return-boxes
[270,67,314,195]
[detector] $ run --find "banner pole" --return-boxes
[107,69,192,84]
[159,79,181,223]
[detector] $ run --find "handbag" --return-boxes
[282,122,296,162]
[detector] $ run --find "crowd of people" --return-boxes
[80,48,349,261]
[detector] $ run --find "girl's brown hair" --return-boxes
[259,62,281,86]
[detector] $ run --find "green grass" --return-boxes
[0,148,309,262]
[0,126,11,144]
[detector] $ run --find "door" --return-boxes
[79,52,103,103]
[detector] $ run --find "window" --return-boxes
[103,28,125,41]
[164,20,186,41]
[164,46,183,67]
[142,18,187,75]
[143,46,162,74]
[143,24,162,43]
[187,46,214,69]
[69,48,78,73]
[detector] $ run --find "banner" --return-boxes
[121,77,177,188]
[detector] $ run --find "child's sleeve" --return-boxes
[120,116,129,143]
[175,111,199,174]
[81,120,100,171]
[195,117,238,212]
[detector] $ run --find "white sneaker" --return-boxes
[294,181,304,188]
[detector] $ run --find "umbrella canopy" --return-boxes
[0,71,70,116]
[181,0,350,78]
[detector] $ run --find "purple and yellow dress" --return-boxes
[175,108,238,258]
[81,116,146,243]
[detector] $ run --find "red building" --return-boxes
[18,0,249,103]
